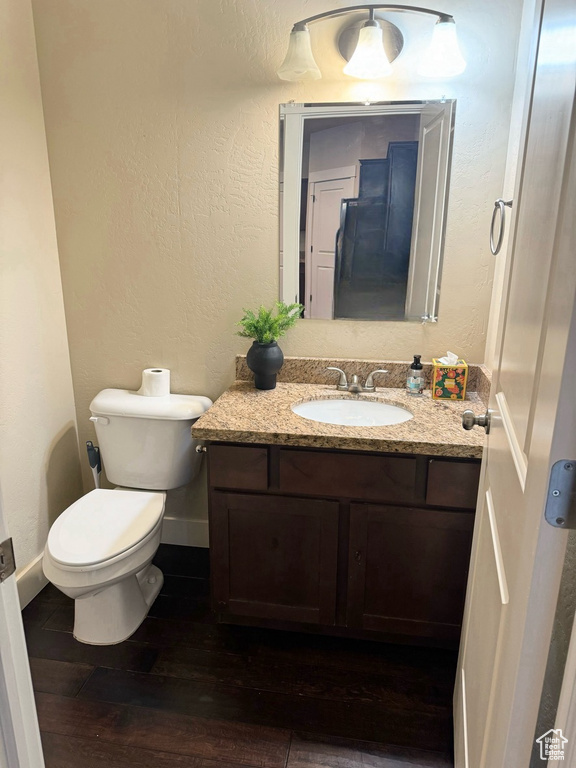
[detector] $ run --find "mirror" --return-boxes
[279,101,455,321]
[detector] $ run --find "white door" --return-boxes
[0,487,45,767]
[306,174,355,319]
[454,1,576,765]
[405,101,454,321]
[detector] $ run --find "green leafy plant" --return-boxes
[237,301,303,344]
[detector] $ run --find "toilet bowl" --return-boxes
[43,488,166,645]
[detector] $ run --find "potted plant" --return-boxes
[237,301,303,390]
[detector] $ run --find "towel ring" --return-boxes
[490,198,513,255]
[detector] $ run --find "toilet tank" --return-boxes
[89,389,212,490]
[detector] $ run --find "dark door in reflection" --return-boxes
[334,141,418,320]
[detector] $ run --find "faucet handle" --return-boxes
[327,366,348,391]
[364,369,389,392]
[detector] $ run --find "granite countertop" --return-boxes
[191,381,486,458]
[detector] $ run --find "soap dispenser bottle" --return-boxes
[407,355,425,396]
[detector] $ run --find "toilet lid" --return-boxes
[47,489,165,567]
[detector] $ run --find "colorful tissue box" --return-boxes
[431,359,468,400]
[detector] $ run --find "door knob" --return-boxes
[462,409,492,434]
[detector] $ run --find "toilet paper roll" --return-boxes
[138,368,171,397]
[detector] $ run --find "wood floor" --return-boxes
[23,544,456,768]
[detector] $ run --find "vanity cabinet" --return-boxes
[207,443,480,645]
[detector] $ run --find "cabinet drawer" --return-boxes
[279,449,417,503]
[426,459,481,510]
[208,444,268,490]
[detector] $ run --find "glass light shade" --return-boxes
[418,19,466,77]
[343,23,392,79]
[277,26,321,81]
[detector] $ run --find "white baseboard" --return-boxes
[16,553,48,609]
[14,522,208,610]
[161,517,209,548]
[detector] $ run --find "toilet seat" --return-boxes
[47,488,165,567]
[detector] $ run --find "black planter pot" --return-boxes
[246,341,284,390]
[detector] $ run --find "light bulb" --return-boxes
[418,19,466,78]
[278,25,321,81]
[343,22,392,80]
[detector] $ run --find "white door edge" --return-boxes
[0,487,45,768]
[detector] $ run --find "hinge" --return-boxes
[0,538,16,582]
[312,194,316,203]
[545,460,576,529]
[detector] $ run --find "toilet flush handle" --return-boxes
[90,416,109,425]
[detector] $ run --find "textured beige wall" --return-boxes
[0,0,82,586]
[31,0,522,517]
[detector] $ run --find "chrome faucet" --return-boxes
[347,374,363,394]
[327,367,388,393]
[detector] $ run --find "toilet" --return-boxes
[42,385,212,645]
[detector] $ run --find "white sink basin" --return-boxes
[291,398,413,427]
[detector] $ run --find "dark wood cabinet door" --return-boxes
[210,492,339,625]
[347,503,474,640]
[384,141,418,269]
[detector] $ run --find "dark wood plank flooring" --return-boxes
[23,544,456,768]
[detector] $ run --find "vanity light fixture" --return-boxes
[277,4,466,82]
[343,10,393,79]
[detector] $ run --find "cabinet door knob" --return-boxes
[354,550,362,564]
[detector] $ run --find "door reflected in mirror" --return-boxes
[279,101,455,322]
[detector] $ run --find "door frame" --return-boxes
[552,602,576,767]
[305,167,357,318]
